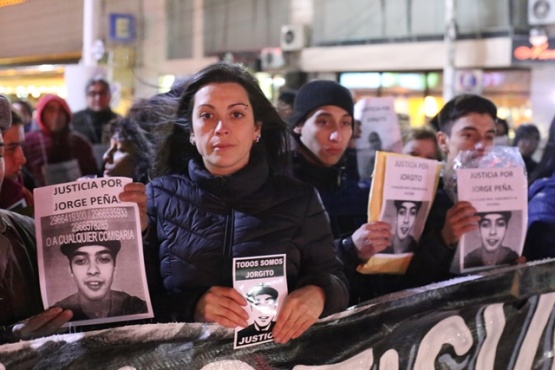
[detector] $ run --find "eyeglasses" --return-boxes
[87,90,109,97]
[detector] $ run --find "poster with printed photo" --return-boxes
[34,177,153,326]
[457,167,527,273]
[233,254,287,349]
[354,97,403,180]
[358,152,441,275]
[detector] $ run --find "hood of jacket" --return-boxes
[35,94,73,134]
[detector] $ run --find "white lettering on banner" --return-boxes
[514,292,555,369]
[200,360,255,370]
[379,349,399,370]
[413,316,473,370]
[260,295,555,369]
[476,304,505,369]
[292,349,374,369]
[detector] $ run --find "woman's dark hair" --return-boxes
[529,116,555,184]
[107,117,152,184]
[154,62,289,176]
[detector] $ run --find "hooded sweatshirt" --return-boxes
[22,94,98,186]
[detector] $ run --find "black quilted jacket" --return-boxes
[144,154,349,322]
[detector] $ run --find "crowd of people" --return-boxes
[1,62,554,346]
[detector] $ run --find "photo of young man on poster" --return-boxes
[464,211,519,269]
[236,284,278,346]
[54,239,147,320]
[382,200,423,254]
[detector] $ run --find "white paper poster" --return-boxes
[377,155,438,255]
[457,167,528,272]
[233,254,287,349]
[358,153,440,275]
[354,97,403,180]
[34,177,153,326]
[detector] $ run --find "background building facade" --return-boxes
[1,0,554,140]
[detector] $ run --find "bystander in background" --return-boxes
[513,124,541,176]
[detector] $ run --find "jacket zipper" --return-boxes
[221,210,234,286]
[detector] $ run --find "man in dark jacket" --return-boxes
[288,80,397,305]
[72,77,118,144]
[0,95,73,344]
[72,77,119,169]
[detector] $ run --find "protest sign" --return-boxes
[358,152,441,274]
[457,166,527,273]
[233,254,287,349]
[34,177,153,326]
[354,97,403,180]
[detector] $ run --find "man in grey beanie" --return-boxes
[0,95,73,343]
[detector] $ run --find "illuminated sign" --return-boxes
[109,13,136,43]
[512,36,555,63]
[0,0,25,8]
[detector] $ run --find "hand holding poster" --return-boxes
[358,152,441,274]
[34,177,153,326]
[233,254,287,349]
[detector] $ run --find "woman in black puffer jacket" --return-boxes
[125,62,348,344]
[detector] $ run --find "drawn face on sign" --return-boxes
[479,213,508,253]
[250,293,277,329]
[70,245,116,301]
[395,201,419,240]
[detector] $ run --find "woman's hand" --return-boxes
[351,221,393,259]
[119,182,148,232]
[12,307,73,341]
[273,285,324,344]
[194,286,248,328]
[441,201,479,246]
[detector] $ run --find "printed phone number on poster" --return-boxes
[49,208,129,226]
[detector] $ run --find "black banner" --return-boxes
[2,259,555,369]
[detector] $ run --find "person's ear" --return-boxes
[436,131,449,157]
[253,121,262,140]
[293,124,302,135]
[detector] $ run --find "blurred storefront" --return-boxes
[339,68,532,131]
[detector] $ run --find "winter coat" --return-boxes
[0,210,42,343]
[523,172,555,260]
[22,94,98,186]
[290,144,406,305]
[144,153,349,322]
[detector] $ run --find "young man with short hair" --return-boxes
[0,110,34,214]
[406,94,500,285]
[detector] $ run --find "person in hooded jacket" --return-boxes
[120,62,349,344]
[22,94,98,186]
